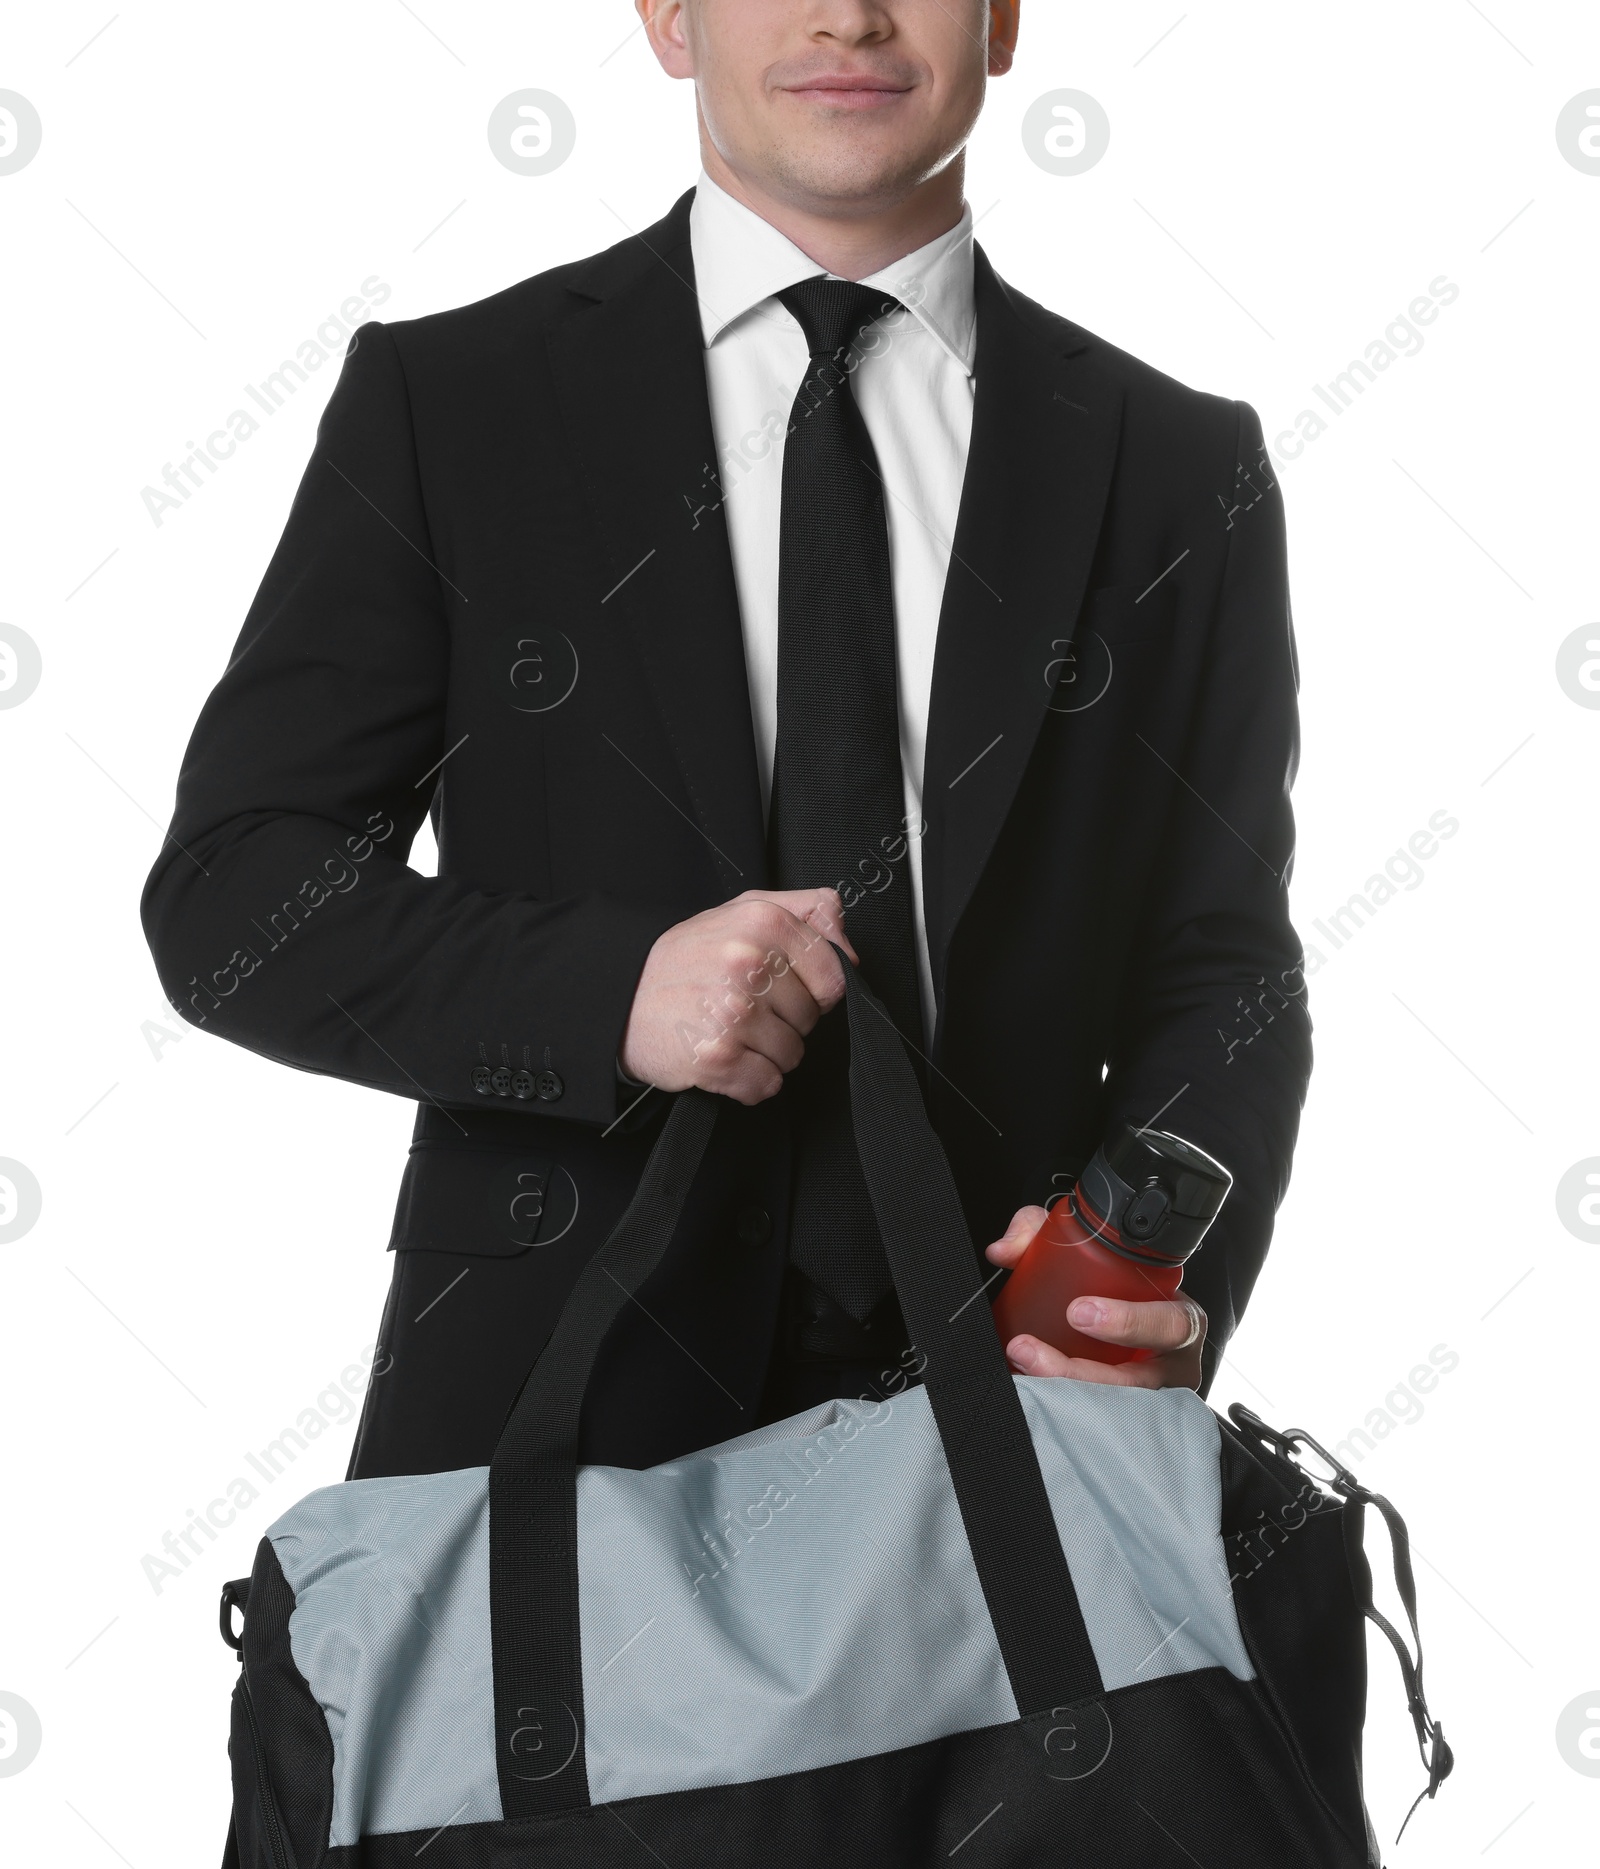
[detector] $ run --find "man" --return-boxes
[143,0,1310,1481]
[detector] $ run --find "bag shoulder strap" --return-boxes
[1227,1405,1454,1840]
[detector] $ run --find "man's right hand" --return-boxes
[618,889,856,1104]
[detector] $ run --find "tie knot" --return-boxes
[778,277,905,362]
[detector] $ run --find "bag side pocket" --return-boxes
[1219,1427,1377,1864]
[228,1672,297,1869]
[225,1537,337,1869]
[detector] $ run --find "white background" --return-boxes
[2,3,1597,1864]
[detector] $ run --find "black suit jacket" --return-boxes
[143,188,1310,1477]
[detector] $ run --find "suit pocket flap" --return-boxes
[387,1142,559,1257]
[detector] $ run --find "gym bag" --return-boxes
[217,960,1451,1866]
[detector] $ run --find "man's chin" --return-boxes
[754,140,943,216]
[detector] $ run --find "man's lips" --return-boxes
[782,73,914,108]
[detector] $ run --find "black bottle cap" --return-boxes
[1076,1124,1233,1266]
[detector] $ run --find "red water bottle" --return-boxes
[992,1124,1232,1364]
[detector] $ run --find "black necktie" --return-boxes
[770,277,926,1322]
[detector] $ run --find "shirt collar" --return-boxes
[688,169,977,377]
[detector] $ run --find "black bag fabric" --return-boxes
[216,960,1450,1867]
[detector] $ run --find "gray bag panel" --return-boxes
[268,1377,1252,1843]
[270,1467,501,1846]
[580,1378,1252,1804]
[576,1388,1018,1806]
[1018,1378,1253,1689]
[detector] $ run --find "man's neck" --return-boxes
[699,142,966,281]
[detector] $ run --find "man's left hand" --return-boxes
[985,1207,1207,1391]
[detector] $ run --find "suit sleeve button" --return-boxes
[472,1066,493,1095]
[534,1069,564,1102]
[511,1070,536,1099]
[490,1067,512,1097]
[735,1206,772,1246]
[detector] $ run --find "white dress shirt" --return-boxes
[688,171,977,1039]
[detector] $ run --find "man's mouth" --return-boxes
[782,73,914,110]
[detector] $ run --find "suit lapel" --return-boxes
[922,252,1124,1013]
[546,191,767,892]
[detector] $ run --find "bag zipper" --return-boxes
[238,1670,294,1869]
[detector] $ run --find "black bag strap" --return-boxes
[488,1083,720,1814]
[835,955,1104,1710]
[1227,1406,1454,1840]
[490,956,1103,1817]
